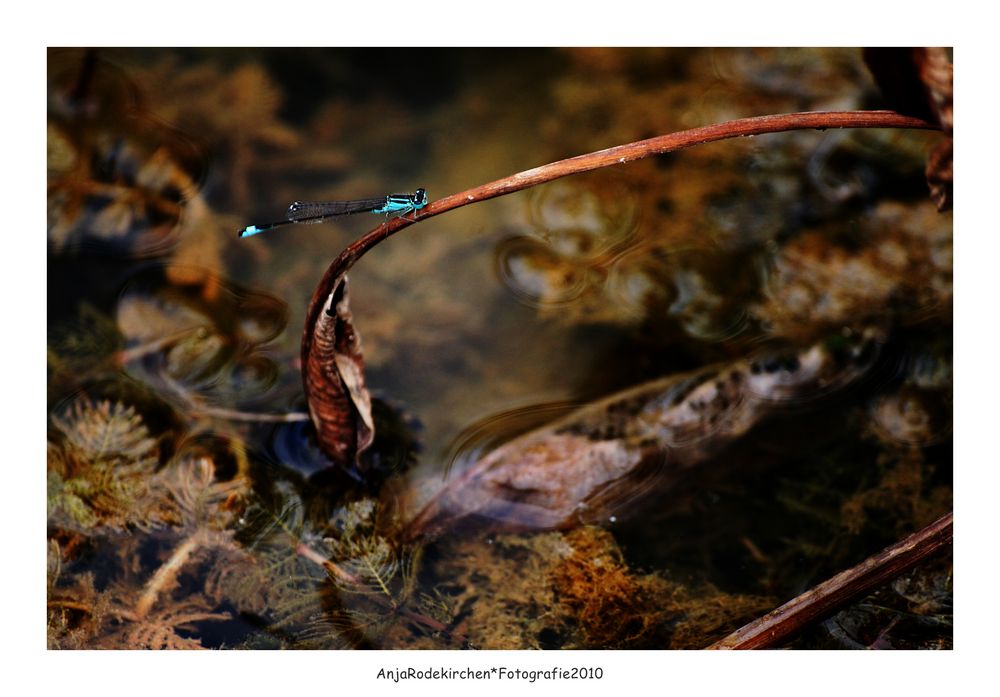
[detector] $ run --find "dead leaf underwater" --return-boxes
[397,332,882,542]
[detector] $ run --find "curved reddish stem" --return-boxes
[301,109,937,364]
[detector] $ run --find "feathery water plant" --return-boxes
[48,398,162,531]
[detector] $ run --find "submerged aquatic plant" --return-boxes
[47,544,233,650]
[225,485,440,648]
[48,398,163,531]
[47,304,124,381]
[133,58,303,208]
[418,524,773,649]
[47,416,256,647]
[552,527,775,649]
[133,454,250,620]
[116,593,232,650]
[47,50,215,259]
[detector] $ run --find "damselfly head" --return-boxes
[414,188,428,206]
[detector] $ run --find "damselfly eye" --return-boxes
[415,188,427,204]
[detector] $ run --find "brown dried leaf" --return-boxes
[919,48,953,211]
[926,137,953,212]
[303,274,375,468]
[401,334,881,542]
[864,48,939,124]
[915,48,953,133]
[863,48,952,210]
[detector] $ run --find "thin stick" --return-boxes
[47,600,94,614]
[115,328,203,366]
[135,530,207,619]
[294,540,361,587]
[189,405,311,423]
[708,511,953,649]
[158,370,310,423]
[301,110,937,365]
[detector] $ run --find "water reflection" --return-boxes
[497,179,767,340]
[115,265,288,406]
[48,51,208,258]
[442,400,583,479]
[494,179,640,314]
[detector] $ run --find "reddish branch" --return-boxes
[708,511,953,650]
[301,110,937,367]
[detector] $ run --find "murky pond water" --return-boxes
[47,48,952,649]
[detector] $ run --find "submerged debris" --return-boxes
[400,331,882,541]
[755,201,952,342]
[419,525,773,649]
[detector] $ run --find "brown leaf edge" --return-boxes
[918,48,953,212]
[864,48,953,211]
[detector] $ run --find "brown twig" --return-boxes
[708,511,953,649]
[47,599,94,614]
[188,405,311,423]
[115,328,203,366]
[300,109,937,367]
[157,370,310,423]
[290,108,940,650]
[135,529,208,620]
[294,539,361,586]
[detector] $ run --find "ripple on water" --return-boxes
[115,265,288,406]
[494,179,642,316]
[441,400,584,480]
[494,236,594,309]
[48,51,209,259]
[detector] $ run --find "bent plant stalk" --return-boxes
[301,110,939,466]
[708,512,953,649]
[135,530,209,620]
